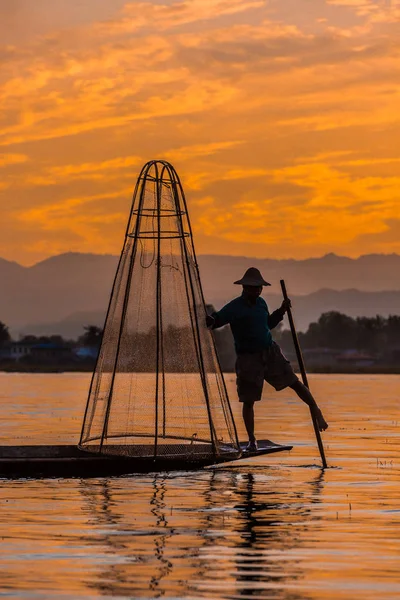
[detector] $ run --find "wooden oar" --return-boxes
[280,279,328,469]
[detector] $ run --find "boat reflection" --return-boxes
[149,476,173,596]
[232,471,323,599]
[78,467,324,598]
[194,468,324,598]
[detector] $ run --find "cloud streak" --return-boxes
[0,0,399,264]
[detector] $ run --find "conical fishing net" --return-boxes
[79,161,239,460]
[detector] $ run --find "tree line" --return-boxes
[0,324,103,347]
[274,311,400,353]
[1,312,399,355]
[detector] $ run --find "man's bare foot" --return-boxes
[245,440,258,453]
[314,407,328,432]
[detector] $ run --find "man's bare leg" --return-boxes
[242,401,256,444]
[289,380,328,431]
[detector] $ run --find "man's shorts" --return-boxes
[235,342,299,404]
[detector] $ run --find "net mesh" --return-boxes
[79,161,239,460]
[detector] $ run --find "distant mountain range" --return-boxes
[20,289,400,339]
[1,252,399,338]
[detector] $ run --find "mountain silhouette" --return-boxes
[1,252,399,337]
[20,289,400,339]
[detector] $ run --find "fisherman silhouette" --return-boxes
[206,267,328,451]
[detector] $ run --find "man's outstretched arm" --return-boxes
[206,303,234,329]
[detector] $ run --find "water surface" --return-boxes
[0,373,399,599]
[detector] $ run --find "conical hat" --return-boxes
[234,267,271,286]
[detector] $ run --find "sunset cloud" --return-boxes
[0,0,399,264]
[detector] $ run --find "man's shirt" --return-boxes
[211,294,284,354]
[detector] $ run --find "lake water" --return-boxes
[0,373,399,599]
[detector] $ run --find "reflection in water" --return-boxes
[149,476,173,597]
[1,374,400,599]
[81,475,177,598]
[78,468,325,599]
[232,471,322,599]
[80,479,129,594]
[196,469,324,599]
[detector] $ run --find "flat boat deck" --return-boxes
[0,440,292,478]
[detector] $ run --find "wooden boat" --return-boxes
[0,440,292,479]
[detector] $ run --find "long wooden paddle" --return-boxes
[280,279,328,469]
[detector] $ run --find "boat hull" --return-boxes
[0,440,292,478]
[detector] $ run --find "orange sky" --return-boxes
[0,0,400,265]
